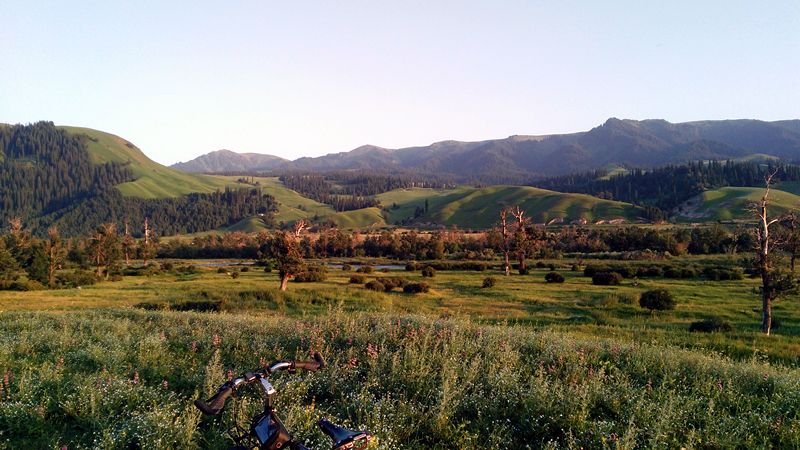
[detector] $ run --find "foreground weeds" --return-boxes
[0,309,798,449]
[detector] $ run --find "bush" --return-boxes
[571,264,580,272]
[421,266,436,278]
[56,270,98,288]
[376,277,407,292]
[110,274,124,282]
[403,282,430,294]
[348,274,366,284]
[357,265,374,274]
[548,263,557,271]
[584,265,605,277]
[240,266,250,273]
[160,262,174,271]
[535,261,547,269]
[217,267,228,274]
[230,271,240,279]
[294,265,327,282]
[518,267,530,275]
[689,317,733,333]
[341,264,352,271]
[636,266,663,277]
[364,280,385,291]
[482,277,497,288]
[405,262,419,271]
[544,272,565,283]
[592,272,622,286]
[639,289,676,311]
[703,267,743,281]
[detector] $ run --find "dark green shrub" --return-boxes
[421,266,436,278]
[571,264,580,272]
[518,267,530,275]
[689,317,733,333]
[341,264,352,271]
[56,270,98,288]
[230,271,240,279]
[377,277,407,291]
[348,274,366,284]
[240,267,250,273]
[548,263,556,271]
[663,266,681,278]
[703,267,743,281]
[217,267,228,274]
[592,272,622,286]
[172,300,224,312]
[639,289,676,311]
[584,265,605,277]
[482,277,497,288]
[160,262,174,271]
[365,280,385,291]
[134,301,168,311]
[403,282,430,294]
[405,262,418,271]
[636,266,663,277]
[357,265,374,274]
[294,265,327,282]
[545,272,565,283]
[535,261,547,269]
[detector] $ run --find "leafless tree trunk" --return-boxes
[753,169,782,335]
[499,208,511,276]
[510,206,528,272]
[142,218,150,267]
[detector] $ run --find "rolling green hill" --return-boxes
[676,187,800,221]
[377,185,642,228]
[60,126,238,198]
[60,128,333,225]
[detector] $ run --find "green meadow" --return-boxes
[1,257,799,448]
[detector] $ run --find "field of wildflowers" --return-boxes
[1,308,798,449]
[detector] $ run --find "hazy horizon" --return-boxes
[2,1,799,165]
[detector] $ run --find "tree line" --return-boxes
[1,122,278,236]
[532,160,800,213]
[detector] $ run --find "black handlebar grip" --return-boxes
[194,385,234,415]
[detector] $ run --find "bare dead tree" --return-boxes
[510,206,529,273]
[498,208,511,276]
[750,168,790,335]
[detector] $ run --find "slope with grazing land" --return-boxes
[60,126,241,199]
[377,185,642,228]
[676,187,800,221]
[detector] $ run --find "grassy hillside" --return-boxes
[677,187,800,221]
[61,126,238,198]
[378,186,642,228]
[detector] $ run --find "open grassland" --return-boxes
[378,186,642,228]
[678,187,800,221]
[1,258,799,448]
[1,309,799,449]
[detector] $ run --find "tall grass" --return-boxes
[0,309,798,449]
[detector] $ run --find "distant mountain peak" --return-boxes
[171,118,800,177]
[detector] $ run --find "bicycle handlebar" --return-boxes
[194,352,326,415]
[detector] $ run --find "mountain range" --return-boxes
[171,118,800,178]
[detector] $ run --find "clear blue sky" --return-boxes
[2,1,799,164]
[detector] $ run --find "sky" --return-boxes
[2,1,799,165]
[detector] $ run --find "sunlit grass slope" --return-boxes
[60,126,241,198]
[378,186,641,228]
[679,187,800,221]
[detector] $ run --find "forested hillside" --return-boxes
[533,160,800,215]
[0,122,277,236]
